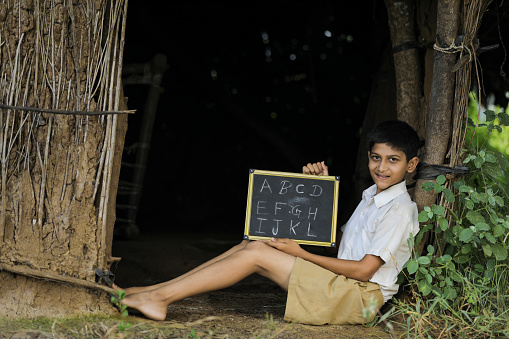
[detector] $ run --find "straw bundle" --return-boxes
[0,0,128,281]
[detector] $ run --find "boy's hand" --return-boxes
[266,238,304,257]
[302,161,329,176]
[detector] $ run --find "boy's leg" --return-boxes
[122,241,296,321]
[118,240,251,295]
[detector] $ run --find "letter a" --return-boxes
[260,179,272,193]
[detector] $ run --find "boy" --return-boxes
[117,120,421,325]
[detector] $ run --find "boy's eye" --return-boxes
[371,155,380,160]
[389,157,398,162]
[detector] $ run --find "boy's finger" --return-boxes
[311,163,323,175]
[303,163,316,174]
[321,161,329,176]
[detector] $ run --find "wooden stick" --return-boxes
[0,103,135,115]
[0,263,116,295]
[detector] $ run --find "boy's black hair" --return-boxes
[368,120,424,160]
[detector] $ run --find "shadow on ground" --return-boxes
[111,232,398,338]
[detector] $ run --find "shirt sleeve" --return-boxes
[366,202,417,264]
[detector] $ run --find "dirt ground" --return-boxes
[106,232,400,338]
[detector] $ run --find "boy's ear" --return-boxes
[406,156,419,173]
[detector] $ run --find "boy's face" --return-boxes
[368,143,419,194]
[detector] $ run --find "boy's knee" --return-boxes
[244,240,272,255]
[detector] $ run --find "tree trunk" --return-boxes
[0,0,128,317]
[384,0,423,131]
[413,0,461,252]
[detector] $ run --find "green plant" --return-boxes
[111,290,128,317]
[110,290,131,332]
[396,112,509,337]
[188,329,199,338]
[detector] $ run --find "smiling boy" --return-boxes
[117,120,422,325]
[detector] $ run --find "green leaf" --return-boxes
[459,228,473,243]
[417,256,431,265]
[486,233,497,244]
[459,185,474,193]
[498,112,509,125]
[418,279,432,296]
[488,196,496,206]
[407,260,419,274]
[418,210,430,223]
[485,152,497,163]
[492,244,508,261]
[443,286,457,300]
[432,205,445,216]
[436,175,446,185]
[466,211,485,225]
[427,245,435,255]
[494,224,504,238]
[444,188,455,203]
[434,183,444,193]
[478,193,488,203]
[439,217,449,231]
[495,125,503,133]
[484,163,505,179]
[475,222,490,231]
[494,196,504,207]
[485,110,496,122]
[474,156,485,168]
[465,199,474,210]
[421,182,435,191]
[461,244,472,254]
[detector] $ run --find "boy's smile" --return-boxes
[368,143,419,194]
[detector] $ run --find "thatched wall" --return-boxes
[0,0,128,317]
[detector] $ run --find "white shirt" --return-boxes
[337,180,419,303]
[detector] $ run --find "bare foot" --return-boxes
[122,291,168,321]
[112,283,157,295]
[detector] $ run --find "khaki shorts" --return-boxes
[285,257,384,325]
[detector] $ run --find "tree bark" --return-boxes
[384,0,422,131]
[413,0,461,252]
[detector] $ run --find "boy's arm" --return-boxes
[266,238,383,282]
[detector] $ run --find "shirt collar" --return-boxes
[362,181,408,208]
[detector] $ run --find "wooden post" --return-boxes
[384,0,422,131]
[414,0,461,253]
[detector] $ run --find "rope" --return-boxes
[433,39,473,63]
[0,103,135,115]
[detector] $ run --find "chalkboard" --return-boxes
[244,169,340,247]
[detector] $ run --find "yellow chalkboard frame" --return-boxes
[243,169,340,247]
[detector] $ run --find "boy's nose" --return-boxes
[378,160,388,171]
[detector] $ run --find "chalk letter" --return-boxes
[256,218,267,234]
[260,179,272,193]
[290,205,302,218]
[310,185,323,197]
[307,222,317,237]
[279,180,292,194]
[256,201,268,215]
[290,220,300,235]
[272,219,281,236]
[274,202,286,215]
[296,184,304,194]
[308,207,318,220]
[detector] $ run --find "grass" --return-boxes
[0,313,302,338]
[0,315,205,338]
